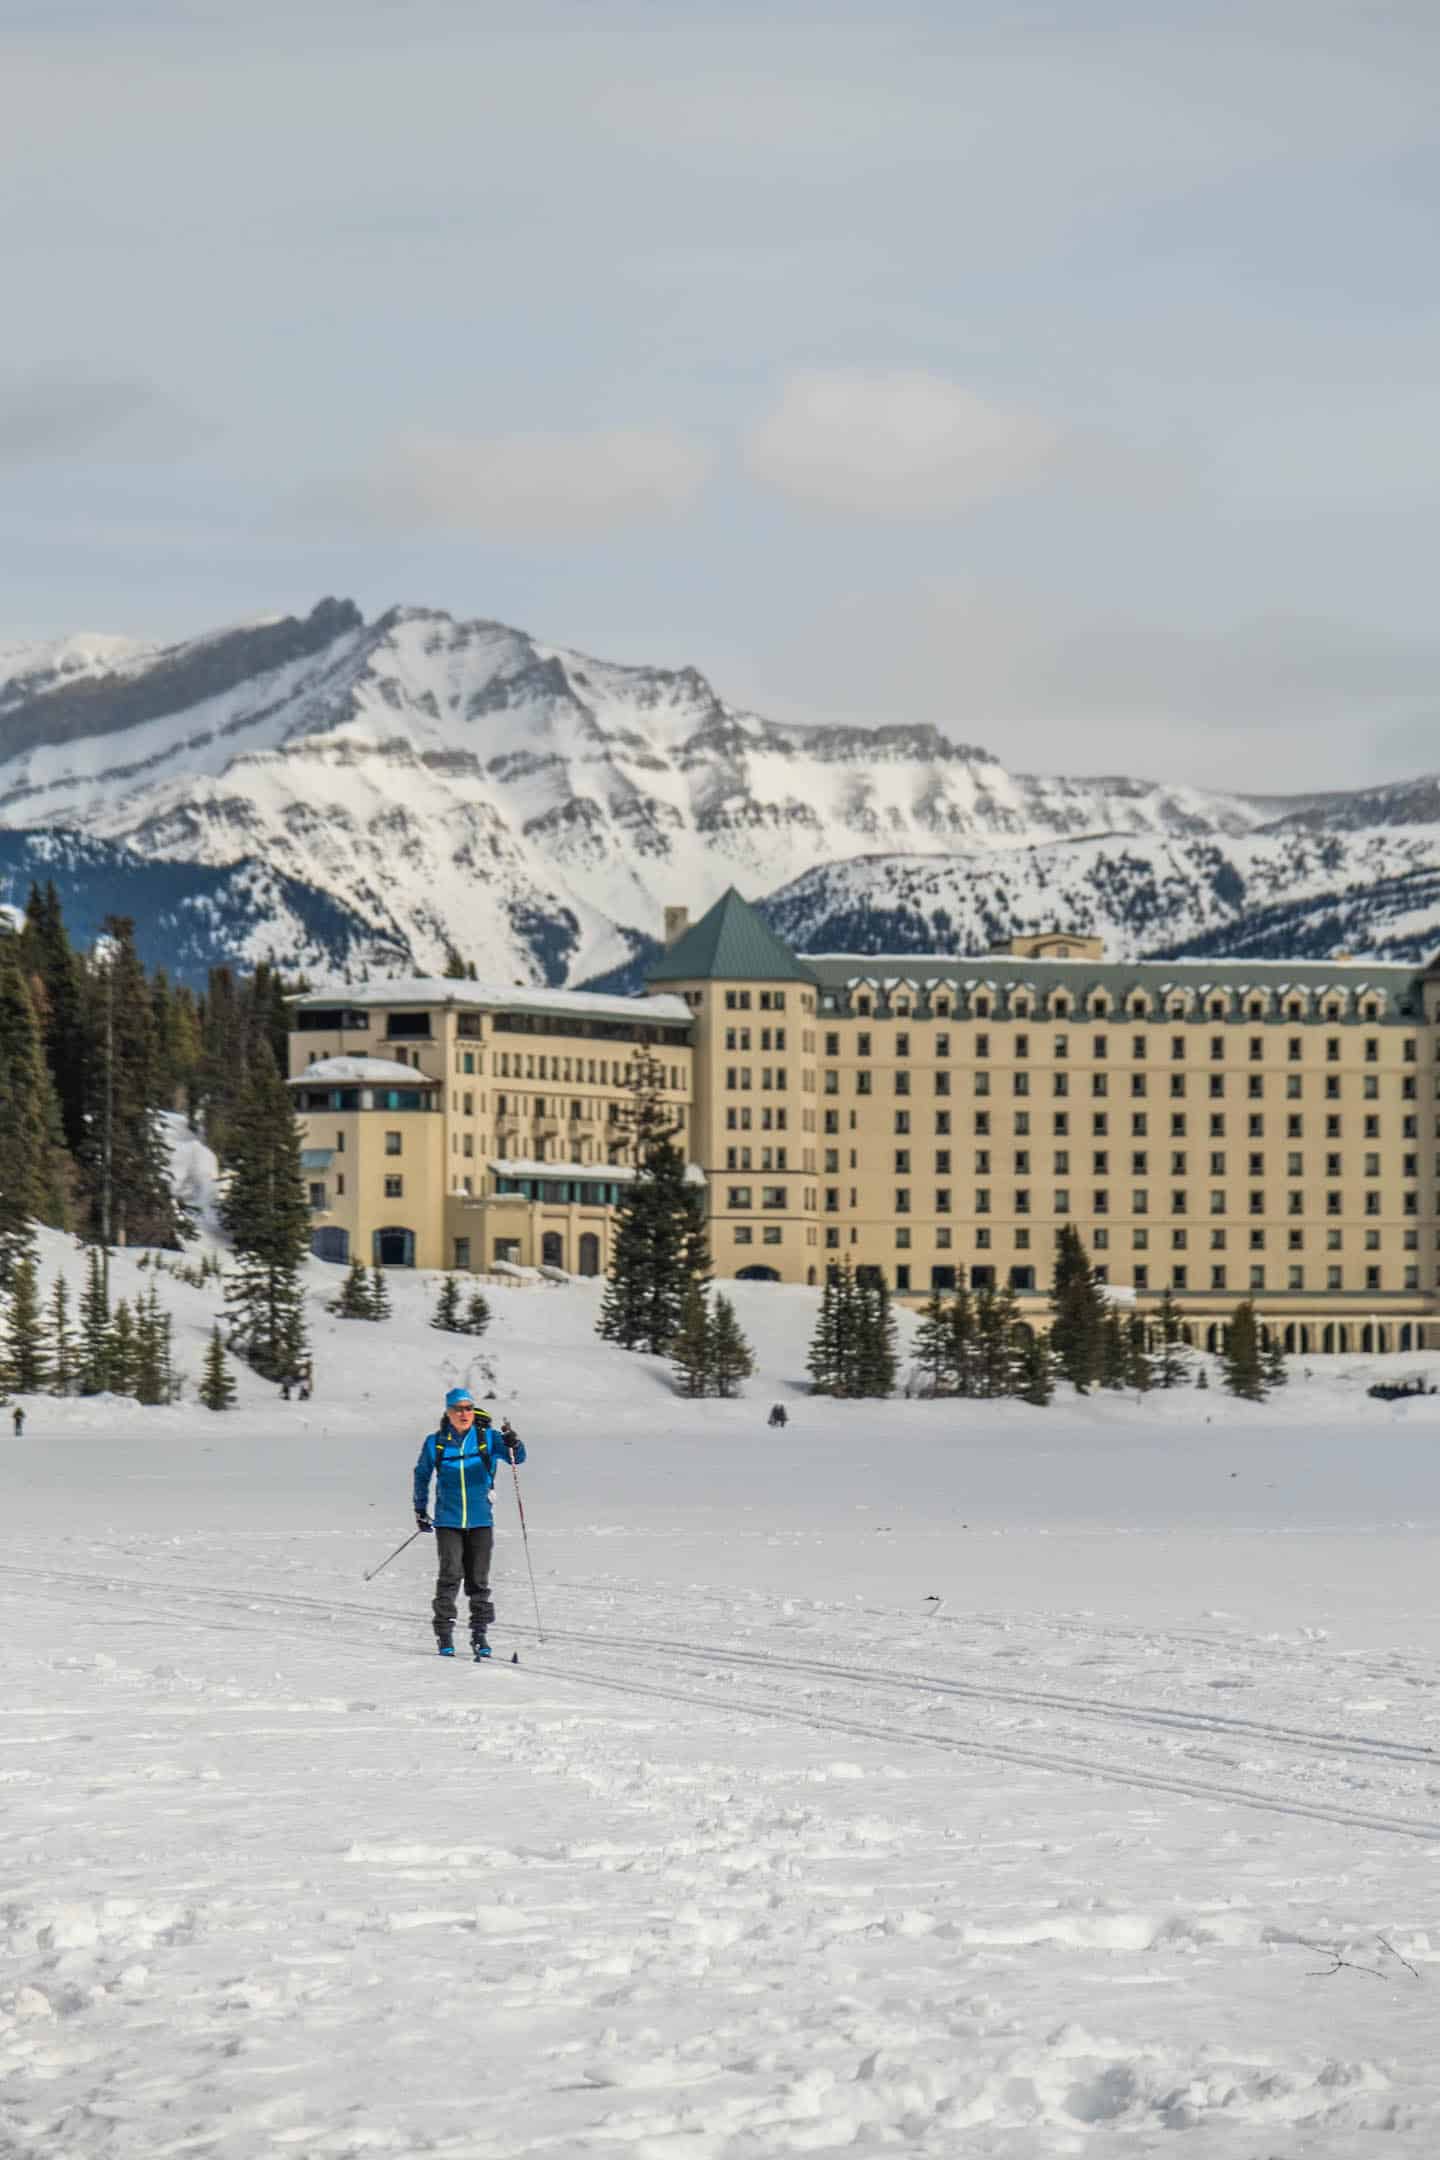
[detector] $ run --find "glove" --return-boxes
[415,1511,433,1533]
[501,1424,518,1458]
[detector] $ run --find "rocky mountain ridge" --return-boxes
[0,598,1434,984]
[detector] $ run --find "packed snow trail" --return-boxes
[6,1254,1440,2153]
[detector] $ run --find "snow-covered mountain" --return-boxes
[762,829,1440,973]
[0,596,1435,982]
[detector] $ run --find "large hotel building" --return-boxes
[289,889,1440,1353]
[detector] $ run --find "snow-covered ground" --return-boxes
[5,1232,1440,2156]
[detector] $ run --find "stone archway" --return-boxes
[577,1232,601,1277]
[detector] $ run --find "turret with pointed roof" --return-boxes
[646,888,817,986]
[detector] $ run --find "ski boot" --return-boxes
[472,1636,492,1662]
[437,1639,455,1658]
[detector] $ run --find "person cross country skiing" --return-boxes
[413,1387,526,1660]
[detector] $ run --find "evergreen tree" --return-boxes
[199,1324,237,1412]
[829,1259,865,1396]
[329,1257,375,1318]
[1262,1329,1288,1393]
[18,883,86,1158]
[1221,1300,1267,1401]
[3,1253,49,1394]
[80,917,182,1249]
[806,1271,840,1394]
[431,1276,462,1332]
[220,1044,311,1382]
[1100,1312,1130,1391]
[442,942,468,979]
[948,1281,978,1397]
[49,1274,75,1396]
[672,1279,713,1397]
[1154,1288,1189,1388]
[709,1293,755,1399]
[973,1282,1021,1399]
[597,1056,708,1355]
[1019,1329,1055,1406]
[464,1291,491,1338]
[914,1288,952,1396]
[369,1265,392,1321]
[0,938,50,1286]
[1048,1224,1106,1392]
[134,1285,169,1405]
[1126,1311,1154,1393]
[108,1300,138,1397]
[854,1273,898,1398]
[78,1246,111,1396]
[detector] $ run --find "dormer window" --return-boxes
[1247,1000,1264,1019]
[974,997,991,1019]
[1013,999,1030,1019]
[856,997,871,1016]
[1053,997,1070,1019]
[934,998,950,1018]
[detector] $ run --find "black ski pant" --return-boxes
[432,1526,495,1644]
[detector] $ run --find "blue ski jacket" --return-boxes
[413,1417,527,1530]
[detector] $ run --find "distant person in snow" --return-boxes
[767,1403,788,1429]
[412,1387,527,1661]
[11,1406,23,1438]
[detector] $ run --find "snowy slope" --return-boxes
[5,1213,1440,2153]
[2,597,1437,983]
[764,826,1440,967]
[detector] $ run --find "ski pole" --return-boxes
[362,1527,425,1583]
[504,1434,544,1642]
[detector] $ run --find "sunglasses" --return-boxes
[449,1403,476,1415]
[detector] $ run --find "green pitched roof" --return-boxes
[646,889,818,986]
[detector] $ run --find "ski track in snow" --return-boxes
[4,1540,1440,2157]
[5,1240,1440,2155]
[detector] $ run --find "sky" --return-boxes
[1,0,1438,792]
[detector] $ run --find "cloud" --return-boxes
[314,426,712,541]
[0,376,203,464]
[744,371,1066,518]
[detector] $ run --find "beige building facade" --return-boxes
[290,894,1440,1352]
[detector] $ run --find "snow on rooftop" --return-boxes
[488,1156,706,1184]
[291,977,692,1026]
[287,1055,439,1087]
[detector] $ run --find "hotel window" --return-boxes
[384,1175,403,1198]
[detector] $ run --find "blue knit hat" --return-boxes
[444,1386,474,1409]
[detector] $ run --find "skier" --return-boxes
[11,1405,23,1438]
[413,1388,527,1660]
[767,1402,788,1429]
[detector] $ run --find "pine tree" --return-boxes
[134,1285,169,1405]
[598,1056,708,1355]
[973,1282,1021,1399]
[18,881,87,1162]
[3,1253,49,1395]
[108,1300,138,1397]
[1126,1311,1154,1392]
[220,1044,311,1382]
[199,1324,236,1412]
[78,1246,111,1396]
[49,1274,75,1396]
[1100,1312,1130,1390]
[80,917,182,1249]
[1019,1329,1055,1406]
[854,1274,898,1398]
[948,1282,978,1397]
[442,942,468,979]
[1049,1224,1106,1393]
[709,1294,755,1399]
[914,1288,952,1396]
[1154,1288,1189,1388]
[1262,1329,1288,1392]
[369,1266,392,1321]
[828,1259,865,1397]
[330,1257,375,1318]
[806,1271,840,1394]
[1221,1300,1267,1401]
[431,1276,462,1332]
[464,1292,491,1338]
[0,937,49,1287]
[672,1279,713,1397]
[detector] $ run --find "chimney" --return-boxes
[664,905,690,947]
